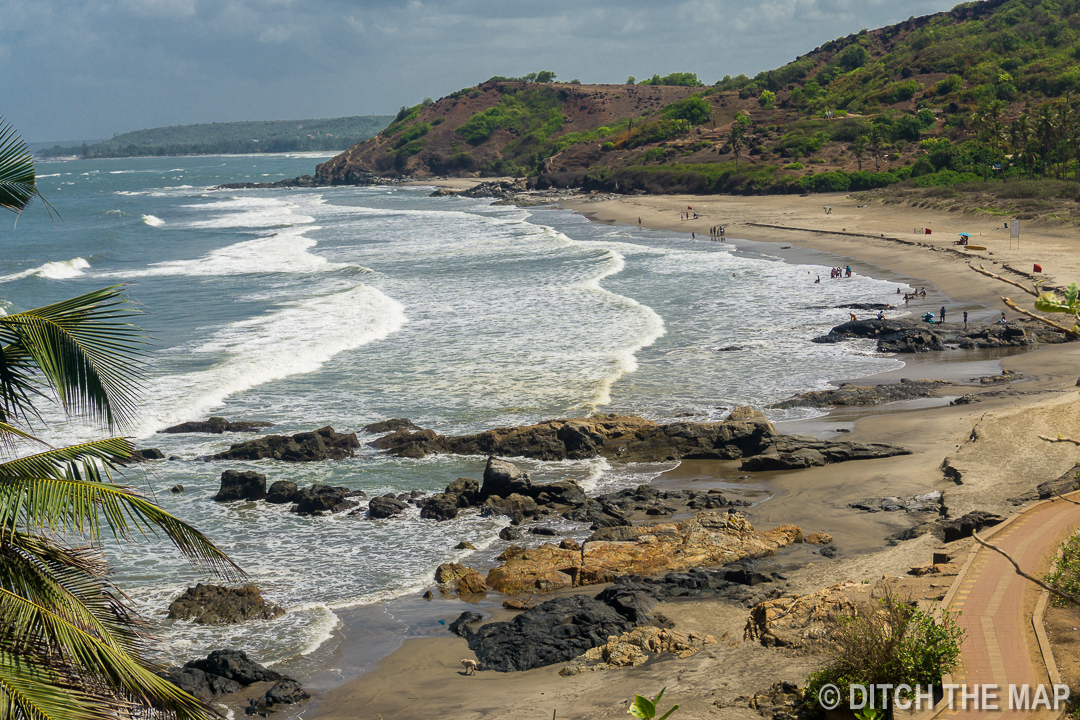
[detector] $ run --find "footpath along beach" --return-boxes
[305,188,1080,720]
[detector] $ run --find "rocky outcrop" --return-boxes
[290,484,360,515]
[560,626,717,674]
[815,318,1072,354]
[265,480,298,504]
[485,511,801,594]
[942,510,1004,542]
[435,562,488,594]
[166,584,285,624]
[814,318,945,353]
[247,679,311,716]
[371,408,909,471]
[160,417,273,434]
[466,595,633,672]
[744,582,863,648]
[160,649,308,710]
[771,379,954,409]
[371,409,777,462]
[739,435,911,471]
[209,426,360,462]
[448,611,484,638]
[129,448,165,462]
[213,470,267,502]
[849,491,942,513]
[363,418,419,434]
[368,496,408,518]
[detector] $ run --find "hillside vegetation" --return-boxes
[39,116,393,158]
[319,0,1080,200]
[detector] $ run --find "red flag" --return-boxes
[1034,264,1042,273]
[687,205,693,210]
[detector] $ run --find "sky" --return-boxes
[3,0,960,143]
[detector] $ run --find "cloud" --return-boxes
[1,0,959,140]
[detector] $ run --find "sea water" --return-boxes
[2,154,913,667]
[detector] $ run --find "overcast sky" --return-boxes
[4,0,958,143]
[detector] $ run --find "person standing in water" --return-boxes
[939,306,946,323]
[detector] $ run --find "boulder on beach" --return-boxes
[466,595,633,672]
[209,426,360,462]
[213,470,267,502]
[166,583,285,625]
[485,510,802,594]
[159,649,308,707]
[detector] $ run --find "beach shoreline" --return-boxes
[300,186,1080,720]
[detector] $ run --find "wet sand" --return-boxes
[302,189,1080,720]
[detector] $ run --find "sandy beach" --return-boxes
[306,188,1080,720]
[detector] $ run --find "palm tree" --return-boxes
[729,114,751,173]
[0,119,239,720]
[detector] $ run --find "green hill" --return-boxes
[37,116,394,159]
[320,0,1080,199]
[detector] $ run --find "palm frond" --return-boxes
[0,119,36,214]
[0,286,147,431]
[0,438,242,578]
[0,588,217,720]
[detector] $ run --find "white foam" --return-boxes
[105,226,354,278]
[142,214,165,227]
[0,257,90,282]
[131,284,407,436]
[183,196,314,229]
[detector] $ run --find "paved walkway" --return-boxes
[935,494,1080,720]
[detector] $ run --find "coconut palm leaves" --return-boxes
[0,286,148,432]
[0,125,240,720]
[0,119,37,214]
[0,290,240,720]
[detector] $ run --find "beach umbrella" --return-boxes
[958,232,971,238]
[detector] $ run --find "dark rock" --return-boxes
[950,394,981,405]
[593,583,664,624]
[499,526,523,540]
[532,479,587,506]
[444,477,481,506]
[481,457,535,499]
[837,303,894,311]
[213,470,267,502]
[170,484,184,494]
[368,496,408,519]
[158,666,240,702]
[819,545,838,558]
[264,678,310,705]
[1035,465,1080,500]
[943,511,1004,542]
[449,611,484,638]
[771,379,953,409]
[265,480,298,504]
[210,426,360,462]
[363,418,420,434]
[167,584,285,624]
[466,595,633,672]
[419,493,459,521]
[161,417,273,434]
[482,493,540,524]
[529,526,558,536]
[740,436,911,471]
[184,649,282,685]
[849,491,942,514]
[291,485,357,515]
[130,448,165,461]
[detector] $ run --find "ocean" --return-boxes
[4,153,918,673]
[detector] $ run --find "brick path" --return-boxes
[934,495,1079,720]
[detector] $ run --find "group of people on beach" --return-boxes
[681,211,699,220]
[709,226,725,240]
[829,266,852,279]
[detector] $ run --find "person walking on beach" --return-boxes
[939,306,946,323]
[963,311,968,327]
[638,217,641,226]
